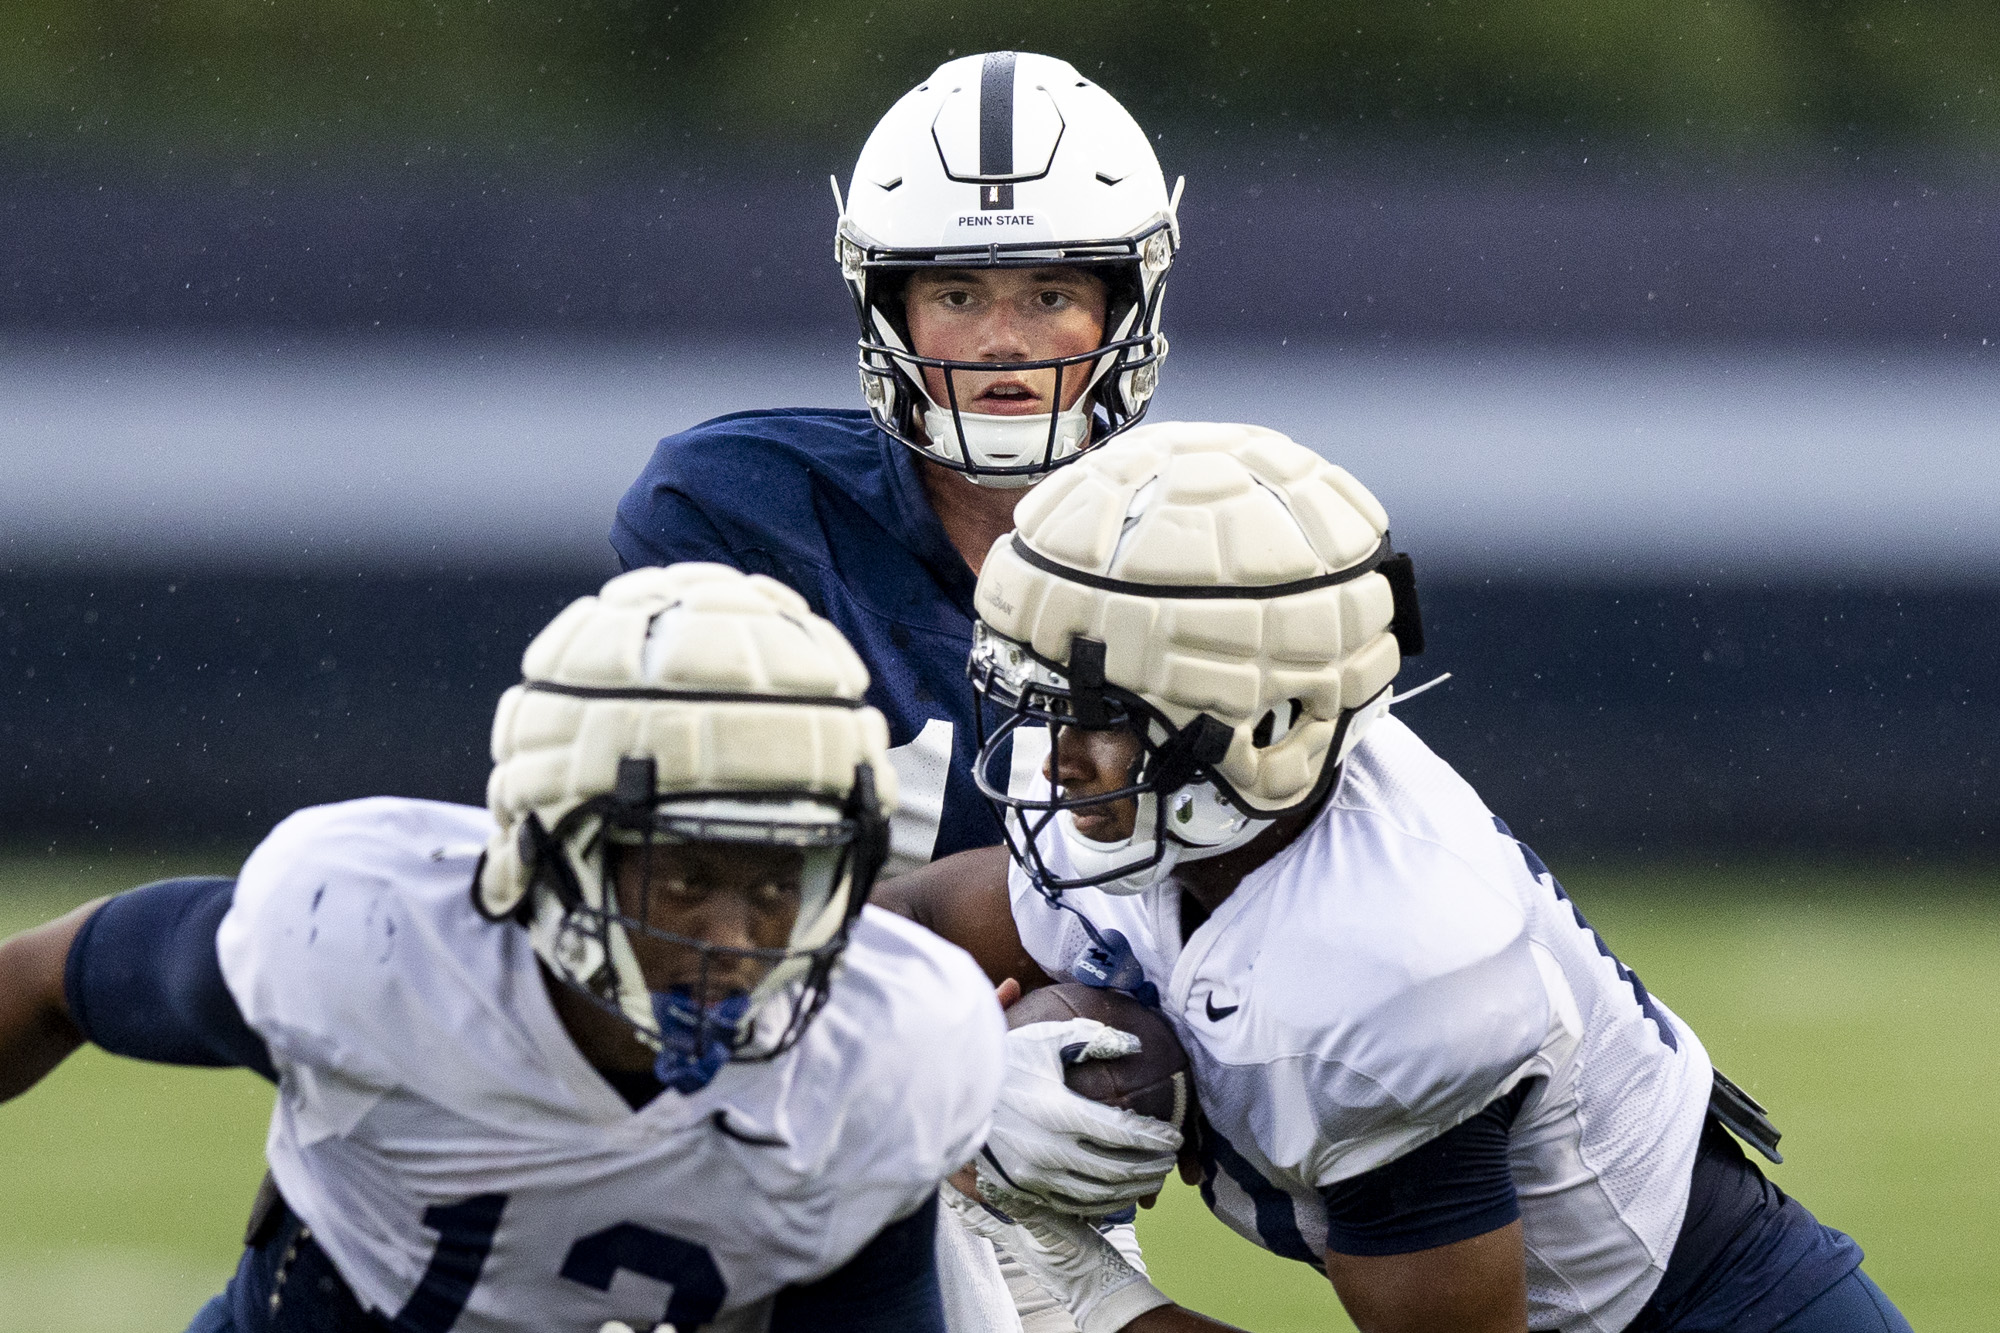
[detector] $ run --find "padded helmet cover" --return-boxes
[478,565,897,1054]
[482,564,895,918]
[973,421,1404,816]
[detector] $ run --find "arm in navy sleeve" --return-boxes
[62,877,277,1082]
[611,477,740,571]
[1319,1080,1534,1256]
[767,1193,945,1333]
[611,475,804,596]
[611,481,810,592]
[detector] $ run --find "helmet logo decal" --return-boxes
[980,182,1015,211]
[979,51,1016,177]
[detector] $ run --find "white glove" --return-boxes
[976,1018,1182,1216]
[944,1186,1173,1333]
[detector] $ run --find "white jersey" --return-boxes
[217,797,1004,1333]
[1009,716,1714,1333]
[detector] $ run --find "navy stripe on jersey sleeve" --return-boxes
[768,1193,944,1333]
[1319,1081,1533,1257]
[63,876,277,1082]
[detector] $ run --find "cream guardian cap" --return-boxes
[479,564,896,1080]
[975,421,1420,819]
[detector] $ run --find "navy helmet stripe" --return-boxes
[979,51,1016,177]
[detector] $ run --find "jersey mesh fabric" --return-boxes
[1340,728,1713,1332]
[1493,832,1713,1333]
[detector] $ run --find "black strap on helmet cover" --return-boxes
[841,762,892,908]
[615,755,657,808]
[1380,551,1426,657]
[518,811,586,913]
[1066,636,1112,728]
[1148,712,1234,793]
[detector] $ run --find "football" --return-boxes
[1005,982,1192,1135]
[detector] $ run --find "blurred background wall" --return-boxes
[2,0,1994,859]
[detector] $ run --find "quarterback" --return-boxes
[613,49,1180,878]
[881,422,1912,1333]
[0,565,1005,1333]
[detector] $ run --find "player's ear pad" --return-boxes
[1004,982,1194,1138]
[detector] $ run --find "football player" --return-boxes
[879,422,1913,1333]
[613,50,1179,879]
[0,564,1005,1333]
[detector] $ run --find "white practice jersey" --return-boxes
[1008,717,1715,1333]
[217,797,1004,1333]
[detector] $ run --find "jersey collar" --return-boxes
[876,425,980,615]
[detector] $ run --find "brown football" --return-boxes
[1005,982,1192,1136]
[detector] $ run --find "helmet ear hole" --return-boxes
[1251,699,1304,750]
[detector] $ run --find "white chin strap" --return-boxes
[1053,780,1275,896]
[921,402,1092,489]
[869,299,1133,488]
[1055,798,1180,896]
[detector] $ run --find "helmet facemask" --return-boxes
[845,227,1173,489]
[510,756,890,1094]
[971,627,1299,899]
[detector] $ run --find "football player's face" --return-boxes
[904,266,1109,419]
[615,842,804,995]
[1047,722,1145,844]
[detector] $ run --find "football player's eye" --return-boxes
[1037,290,1070,309]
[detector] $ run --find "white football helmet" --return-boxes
[478,564,896,1091]
[835,51,1182,488]
[967,422,1424,895]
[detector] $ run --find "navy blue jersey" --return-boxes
[613,408,1007,868]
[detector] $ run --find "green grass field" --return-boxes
[2,854,1995,1332]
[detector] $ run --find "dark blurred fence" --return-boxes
[5,141,1994,857]
[3,570,1990,859]
[4,152,1996,341]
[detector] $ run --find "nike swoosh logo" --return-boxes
[1205,995,1239,1021]
[710,1110,788,1148]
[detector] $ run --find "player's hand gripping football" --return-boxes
[976,1016,1183,1216]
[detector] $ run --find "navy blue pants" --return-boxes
[184,1201,385,1332]
[1772,1268,1913,1333]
